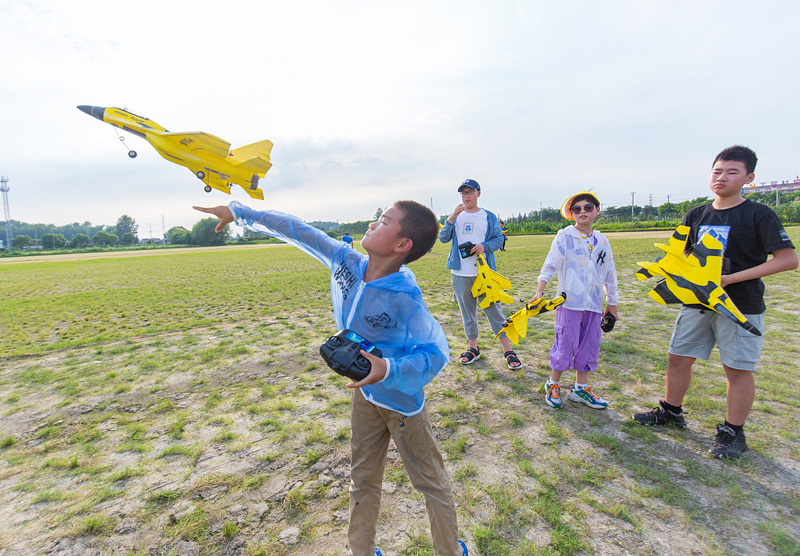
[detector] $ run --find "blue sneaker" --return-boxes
[567,385,608,409]
[378,541,466,555]
[544,381,562,408]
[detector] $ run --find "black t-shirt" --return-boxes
[682,199,794,313]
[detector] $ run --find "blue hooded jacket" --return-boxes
[229,201,450,416]
[438,208,503,271]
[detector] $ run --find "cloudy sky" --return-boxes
[1,0,798,236]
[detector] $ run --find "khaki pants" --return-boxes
[348,390,462,556]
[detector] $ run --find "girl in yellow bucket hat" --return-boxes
[533,191,618,410]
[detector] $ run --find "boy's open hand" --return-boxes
[346,350,387,389]
[193,205,233,233]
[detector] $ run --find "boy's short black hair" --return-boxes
[714,145,758,174]
[393,200,438,264]
[570,193,600,210]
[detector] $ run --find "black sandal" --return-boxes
[504,350,522,369]
[459,347,480,365]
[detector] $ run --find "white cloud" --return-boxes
[1,0,798,229]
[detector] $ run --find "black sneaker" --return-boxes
[632,400,687,428]
[709,423,748,459]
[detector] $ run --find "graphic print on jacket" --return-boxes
[365,312,398,329]
[334,264,359,301]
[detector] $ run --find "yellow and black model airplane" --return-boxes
[496,294,566,345]
[78,105,272,200]
[636,225,761,336]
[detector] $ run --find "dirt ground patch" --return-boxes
[1,230,798,556]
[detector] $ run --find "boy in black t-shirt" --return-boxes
[633,146,797,458]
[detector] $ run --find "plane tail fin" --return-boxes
[230,140,273,175]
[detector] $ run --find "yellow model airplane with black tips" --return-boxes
[496,294,566,345]
[471,253,515,308]
[77,105,272,200]
[636,225,761,336]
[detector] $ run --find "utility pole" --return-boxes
[539,201,543,221]
[1,176,11,249]
[631,192,635,219]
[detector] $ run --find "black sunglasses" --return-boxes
[570,203,596,214]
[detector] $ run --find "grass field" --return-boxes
[1,228,799,556]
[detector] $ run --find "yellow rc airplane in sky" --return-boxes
[636,225,761,336]
[78,105,273,200]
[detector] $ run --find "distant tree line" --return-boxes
[5,215,233,251]
[501,192,800,235]
[331,207,386,236]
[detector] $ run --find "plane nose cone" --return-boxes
[77,105,105,120]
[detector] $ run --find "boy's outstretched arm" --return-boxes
[197,201,344,269]
[193,205,233,233]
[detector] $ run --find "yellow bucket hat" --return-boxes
[560,191,601,220]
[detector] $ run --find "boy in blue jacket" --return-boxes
[195,201,468,556]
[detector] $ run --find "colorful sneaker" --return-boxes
[632,400,687,428]
[567,385,608,409]
[709,423,748,459]
[544,381,562,408]
[379,542,466,555]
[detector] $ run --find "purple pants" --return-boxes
[549,307,601,373]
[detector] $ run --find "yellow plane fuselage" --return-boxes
[78,105,271,200]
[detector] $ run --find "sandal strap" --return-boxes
[504,351,522,367]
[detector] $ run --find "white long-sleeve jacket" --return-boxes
[537,226,618,313]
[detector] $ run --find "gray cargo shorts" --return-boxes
[669,306,764,371]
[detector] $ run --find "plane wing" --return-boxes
[471,254,514,309]
[636,225,761,336]
[496,295,566,345]
[159,132,231,158]
[196,168,264,200]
